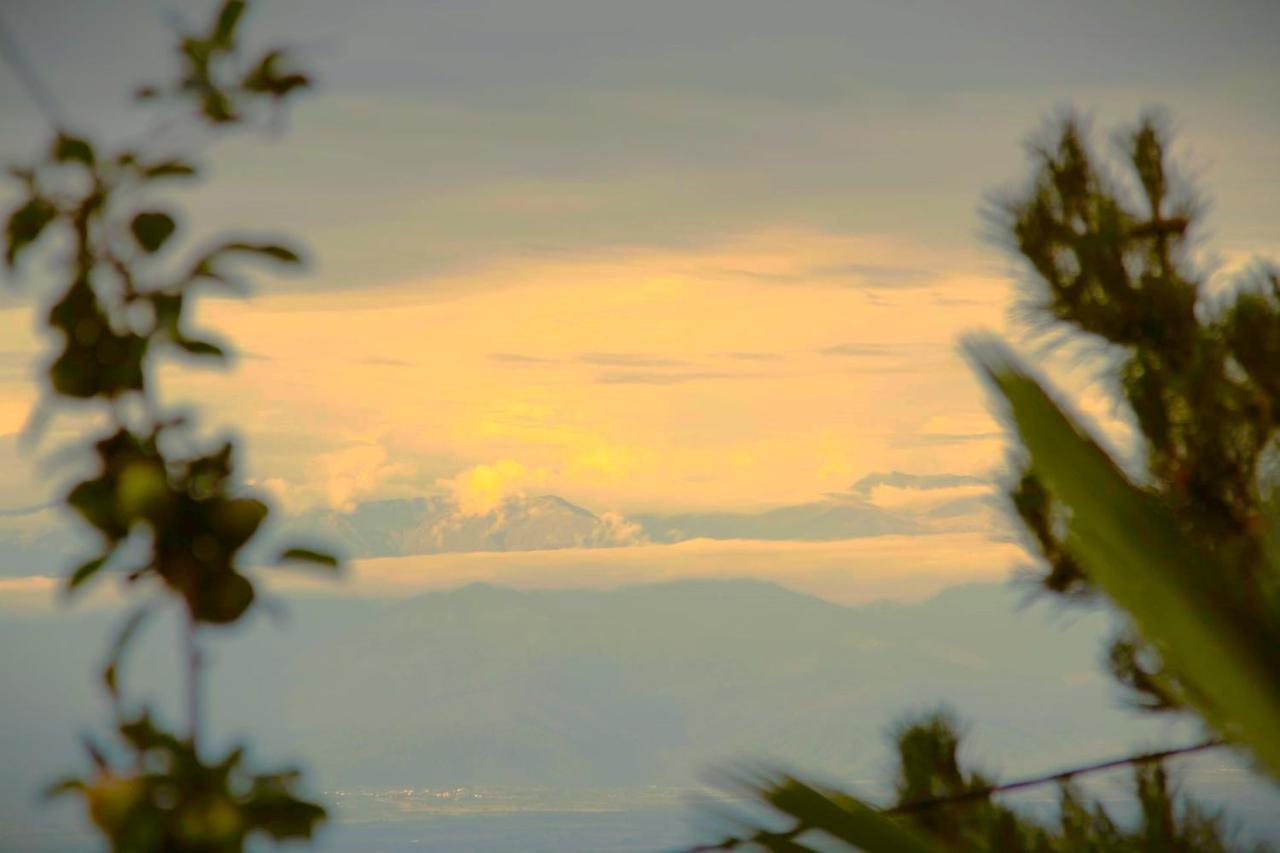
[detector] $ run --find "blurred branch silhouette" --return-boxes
[3,1,339,849]
[693,737,1225,851]
[694,114,1280,851]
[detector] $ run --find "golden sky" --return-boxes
[1,228,1010,515]
[1,0,1278,601]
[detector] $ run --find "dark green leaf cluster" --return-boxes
[999,115,1280,713]
[3,2,335,850]
[135,0,311,124]
[68,432,269,623]
[49,713,324,852]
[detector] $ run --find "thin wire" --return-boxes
[888,737,1224,815]
[0,6,67,129]
[692,737,1226,851]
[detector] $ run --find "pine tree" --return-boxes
[694,115,1280,852]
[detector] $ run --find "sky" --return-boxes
[0,0,1278,600]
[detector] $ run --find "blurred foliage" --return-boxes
[47,713,324,851]
[997,116,1280,717]
[695,117,1280,850]
[4,1,336,850]
[702,712,1243,852]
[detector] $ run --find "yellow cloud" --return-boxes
[0,227,1017,514]
[439,460,544,516]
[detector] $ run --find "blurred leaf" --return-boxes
[67,555,108,593]
[103,606,152,698]
[188,443,234,499]
[184,240,301,290]
[200,89,237,124]
[220,241,302,264]
[176,337,225,358]
[211,0,247,47]
[151,292,183,336]
[141,159,198,180]
[277,547,339,569]
[116,460,172,522]
[757,775,940,853]
[209,497,268,549]
[68,477,126,541]
[194,571,255,624]
[242,775,326,840]
[241,49,311,99]
[52,134,95,166]
[130,211,177,254]
[967,337,1280,780]
[83,735,109,771]
[14,6,333,846]
[44,778,86,800]
[5,195,58,268]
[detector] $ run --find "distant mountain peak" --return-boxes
[285,491,644,558]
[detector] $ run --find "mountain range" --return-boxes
[282,490,932,559]
[0,471,989,577]
[285,494,645,557]
[0,580,1173,794]
[6,578,1278,848]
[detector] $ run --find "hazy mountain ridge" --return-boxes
[1,579,1151,793]
[286,494,643,558]
[633,495,918,543]
[5,578,1277,848]
[0,470,992,574]
[285,490,934,560]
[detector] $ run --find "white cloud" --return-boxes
[260,442,412,513]
[436,460,546,517]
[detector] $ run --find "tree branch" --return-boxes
[887,737,1224,815]
[692,738,1225,851]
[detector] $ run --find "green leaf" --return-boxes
[103,606,152,698]
[67,476,127,540]
[52,134,95,166]
[194,571,255,624]
[211,0,247,47]
[221,241,302,264]
[66,555,108,593]
[130,211,177,254]
[210,497,268,549]
[184,240,302,289]
[43,778,86,800]
[966,337,1280,781]
[141,159,198,180]
[277,547,339,570]
[5,195,58,268]
[151,292,183,335]
[242,786,327,840]
[116,460,172,522]
[756,774,941,853]
[176,337,226,358]
[242,49,311,98]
